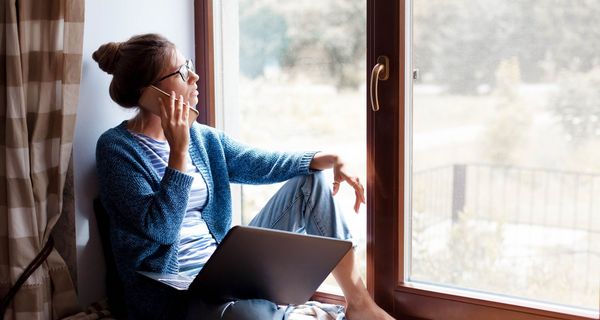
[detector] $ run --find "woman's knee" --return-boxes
[283,171,329,196]
[307,171,330,191]
[311,170,327,182]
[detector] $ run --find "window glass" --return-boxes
[410,0,600,311]
[216,0,367,291]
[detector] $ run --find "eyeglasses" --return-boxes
[153,59,195,84]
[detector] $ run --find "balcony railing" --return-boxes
[414,163,600,233]
[412,163,599,309]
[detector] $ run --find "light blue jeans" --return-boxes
[187,171,353,320]
[249,171,354,241]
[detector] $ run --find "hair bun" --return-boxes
[92,42,122,74]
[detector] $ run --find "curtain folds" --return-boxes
[1,0,85,319]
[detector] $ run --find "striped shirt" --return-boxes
[130,131,217,277]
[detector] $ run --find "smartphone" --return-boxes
[138,85,199,126]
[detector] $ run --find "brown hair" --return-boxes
[92,33,175,108]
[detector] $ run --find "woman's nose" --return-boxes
[189,70,200,83]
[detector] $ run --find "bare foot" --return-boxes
[345,300,395,320]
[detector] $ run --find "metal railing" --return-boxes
[413,164,600,233]
[411,163,599,308]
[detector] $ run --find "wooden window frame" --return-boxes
[194,0,216,127]
[368,0,600,319]
[194,0,599,318]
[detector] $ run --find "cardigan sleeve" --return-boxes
[96,132,194,245]
[217,131,318,185]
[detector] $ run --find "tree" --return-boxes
[278,0,366,89]
[239,3,289,78]
[413,0,600,94]
[239,0,366,89]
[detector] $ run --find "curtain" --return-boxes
[1,0,85,319]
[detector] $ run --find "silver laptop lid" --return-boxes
[189,225,352,305]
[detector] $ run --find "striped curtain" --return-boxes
[1,0,84,319]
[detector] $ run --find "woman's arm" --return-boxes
[217,131,316,184]
[310,152,366,213]
[96,132,193,244]
[309,152,339,171]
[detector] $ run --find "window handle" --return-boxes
[370,55,389,112]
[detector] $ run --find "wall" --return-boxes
[74,0,195,307]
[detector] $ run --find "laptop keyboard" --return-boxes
[159,278,193,290]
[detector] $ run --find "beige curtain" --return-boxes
[0,0,85,319]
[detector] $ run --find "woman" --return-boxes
[94,33,394,320]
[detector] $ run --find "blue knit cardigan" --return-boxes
[96,121,317,319]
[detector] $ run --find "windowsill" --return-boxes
[310,283,346,305]
[396,281,599,319]
[316,283,344,297]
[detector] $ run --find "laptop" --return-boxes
[138,225,352,305]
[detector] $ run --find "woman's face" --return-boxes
[155,49,200,107]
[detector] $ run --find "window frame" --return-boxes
[194,0,599,318]
[368,0,600,319]
[194,0,216,127]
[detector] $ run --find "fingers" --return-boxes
[345,176,365,213]
[354,190,361,213]
[165,92,190,127]
[173,92,183,123]
[174,94,191,127]
[356,177,366,204]
[347,177,365,201]
[169,91,176,120]
[353,179,365,213]
[157,91,190,156]
[332,175,366,214]
[182,95,189,125]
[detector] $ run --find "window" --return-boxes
[195,0,600,318]
[367,0,599,319]
[207,0,367,294]
[409,0,599,314]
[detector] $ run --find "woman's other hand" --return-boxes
[332,159,365,213]
[159,92,190,171]
[310,153,366,213]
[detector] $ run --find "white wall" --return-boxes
[74,0,195,307]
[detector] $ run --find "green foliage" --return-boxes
[239,0,600,92]
[278,0,366,89]
[239,4,289,78]
[239,0,365,89]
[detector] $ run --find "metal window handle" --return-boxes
[370,55,389,112]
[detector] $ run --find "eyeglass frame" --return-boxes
[152,59,195,85]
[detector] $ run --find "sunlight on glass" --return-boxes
[410,0,600,311]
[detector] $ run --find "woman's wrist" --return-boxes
[310,152,340,170]
[168,151,187,172]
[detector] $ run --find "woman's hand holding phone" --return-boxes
[138,85,199,171]
[138,85,199,126]
[159,92,190,171]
